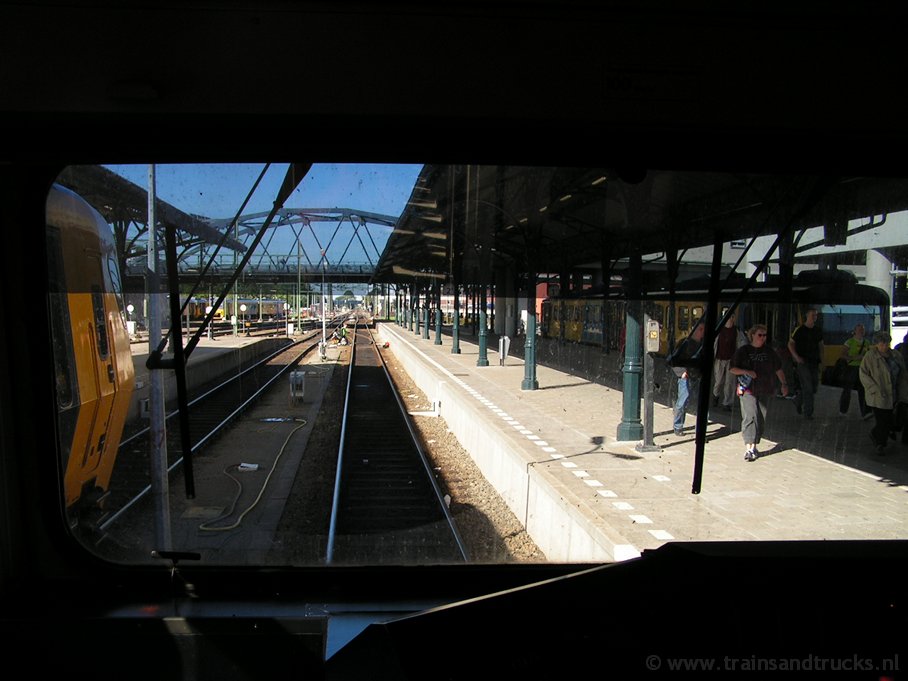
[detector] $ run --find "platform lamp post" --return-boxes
[616,254,645,441]
[521,274,538,390]
[451,285,461,354]
[240,303,248,336]
[126,304,135,340]
[205,306,214,340]
[283,303,290,335]
[477,287,490,367]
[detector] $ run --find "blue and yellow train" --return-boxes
[541,270,889,371]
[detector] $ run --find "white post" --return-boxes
[146,164,171,550]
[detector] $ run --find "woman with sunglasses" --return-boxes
[731,324,790,461]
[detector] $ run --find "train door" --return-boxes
[549,299,563,340]
[570,301,584,342]
[88,276,118,475]
[542,298,559,338]
[98,253,135,495]
[581,301,603,345]
[604,299,626,354]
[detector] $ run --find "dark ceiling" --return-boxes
[373,167,908,285]
[5,3,908,288]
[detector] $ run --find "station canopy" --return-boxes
[373,166,908,285]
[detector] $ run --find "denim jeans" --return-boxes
[674,376,699,430]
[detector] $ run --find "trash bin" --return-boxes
[289,371,306,403]
[290,370,321,404]
[499,335,511,365]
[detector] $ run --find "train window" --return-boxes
[45,165,908,567]
[106,254,126,325]
[46,227,75,410]
[91,286,110,360]
[678,306,691,331]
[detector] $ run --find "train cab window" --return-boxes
[44,165,908,567]
[46,226,75,410]
[106,254,126,323]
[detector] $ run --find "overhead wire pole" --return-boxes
[146,163,172,550]
[691,236,724,492]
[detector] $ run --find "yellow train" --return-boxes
[46,184,136,525]
[541,271,890,371]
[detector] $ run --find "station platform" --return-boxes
[376,322,908,562]
[128,329,301,422]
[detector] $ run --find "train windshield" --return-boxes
[46,164,908,566]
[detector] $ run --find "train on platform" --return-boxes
[46,184,136,526]
[540,270,890,372]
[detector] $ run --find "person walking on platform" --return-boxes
[712,311,746,411]
[671,321,705,436]
[731,324,789,461]
[788,308,824,420]
[859,330,908,455]
[839,323,871,418]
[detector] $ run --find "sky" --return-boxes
[103,163,423,270]
[104,163,422,220]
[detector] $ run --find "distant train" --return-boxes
[185,297,289,322]
[541,270,890,371]
[46,184,136,525]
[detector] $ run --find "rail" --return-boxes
[101,322,347,533]
[326,317,468,564]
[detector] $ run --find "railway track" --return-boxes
[130,318,320,345]
[99,323,346,533]
[327,321,468,564]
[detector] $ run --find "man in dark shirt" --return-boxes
[788,308,824,420]
[712,311,744,410]
[672,321,705,436]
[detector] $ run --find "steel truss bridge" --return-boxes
[124,206,399,285]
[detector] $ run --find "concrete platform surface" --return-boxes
[377,322,908,562]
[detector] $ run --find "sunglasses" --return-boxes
[754,333,767,337]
